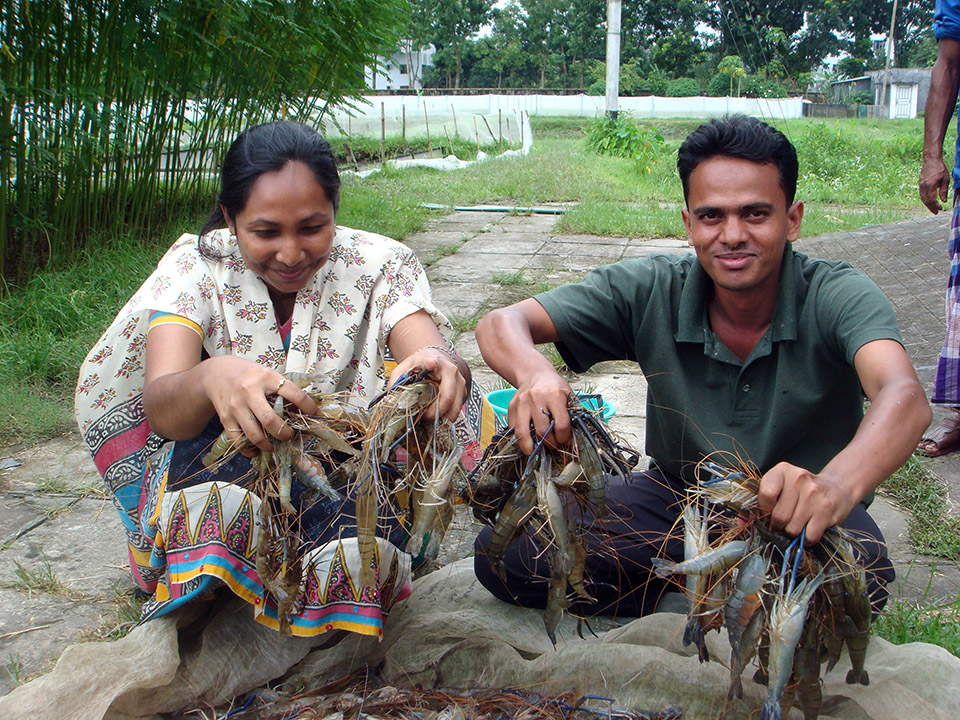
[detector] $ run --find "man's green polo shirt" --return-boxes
[536,244,902,483]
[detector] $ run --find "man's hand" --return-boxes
[920,156,951,214]
[920,38,960,214]
[509,372,575,455]
[476,298,573,454]
[757,462,855,544]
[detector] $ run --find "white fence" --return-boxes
[327,94,805,132]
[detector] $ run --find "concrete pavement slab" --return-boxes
[426,252,535,284]
[457,235,546,255]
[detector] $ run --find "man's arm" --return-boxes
[757,339,932,542]
[920,38,960,214]
[475,298,574,453]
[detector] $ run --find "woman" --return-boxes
[75,121,474,638]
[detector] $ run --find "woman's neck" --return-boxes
[269,288,296,326]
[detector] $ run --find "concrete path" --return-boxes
[2,210,959,696]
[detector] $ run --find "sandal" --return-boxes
[917,413,960,457]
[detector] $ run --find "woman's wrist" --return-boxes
[420,344,472,393]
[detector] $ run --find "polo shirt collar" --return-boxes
[675,244,798,345]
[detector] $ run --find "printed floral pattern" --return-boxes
[73,226,447,634]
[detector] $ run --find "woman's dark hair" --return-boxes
[199,121,341,239]
[677,115,798,206]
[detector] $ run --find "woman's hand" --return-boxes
[143,323,319,453]
[389,346,468,422]
[200,356,320,453]
[386,310,471,423]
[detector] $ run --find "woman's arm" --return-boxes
[386,309,470,422]
[143,323,318,452]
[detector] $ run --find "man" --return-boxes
[917,0,960,457]
[473,116,930,617]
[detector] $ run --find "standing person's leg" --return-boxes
[920,193,960,456]
[473,468,687,618]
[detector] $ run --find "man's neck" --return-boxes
[708,284,778,362]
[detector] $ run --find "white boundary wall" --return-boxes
[330,94,805,125]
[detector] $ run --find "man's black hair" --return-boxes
[677,115,798,206]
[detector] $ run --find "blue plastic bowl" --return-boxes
[485,388,615,424]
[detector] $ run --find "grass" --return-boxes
[79,586,149,643]
[2,556,76,599]
[35,478,70,494]
[874,590,960,658]
[448,311,483,333]
[880,455,960,559]
[491,270,528,286]
[870,455,960,656]
[421,240,466,267]
[4,654,22,686]
[0,116,934,446]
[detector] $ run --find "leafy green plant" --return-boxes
[586,115,665,163]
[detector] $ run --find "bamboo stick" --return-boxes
[424,104,432,158]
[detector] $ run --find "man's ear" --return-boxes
[681,208,693,245]
[786,201,804,243]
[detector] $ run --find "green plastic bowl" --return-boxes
[485,388,615,424]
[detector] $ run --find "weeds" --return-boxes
[422,240,465,267]
[35,478,70,494]
[881,455,960,559]
[3,556,75,598]
[448,312,482,333]
[874,590,960,658]
[4,654,22,686]
[491,271,528,286]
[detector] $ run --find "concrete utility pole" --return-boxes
[605,0,621,119]
[879,0,899,119]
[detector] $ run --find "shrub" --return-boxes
[586,114,665,162]
[707,73,730,96]
[666,77,700,97]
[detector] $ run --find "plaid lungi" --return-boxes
[931,195,960,406]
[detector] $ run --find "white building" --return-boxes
[365,43,436,91]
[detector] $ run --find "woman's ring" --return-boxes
[276,378,287,394]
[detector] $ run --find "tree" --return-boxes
[836,56,866,79]
[422,0,492,89]
[483,1,528,89]
[521,0,564,88]
[718,55,746,96]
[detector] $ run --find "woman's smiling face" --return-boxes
[225,160,336,297]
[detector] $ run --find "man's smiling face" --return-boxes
[681,154,804,296]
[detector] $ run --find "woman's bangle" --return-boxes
[421,344,460,359]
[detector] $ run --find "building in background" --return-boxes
[365,43,436,91]
[829,67,932,119]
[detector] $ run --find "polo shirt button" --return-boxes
[742,384,750,392]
